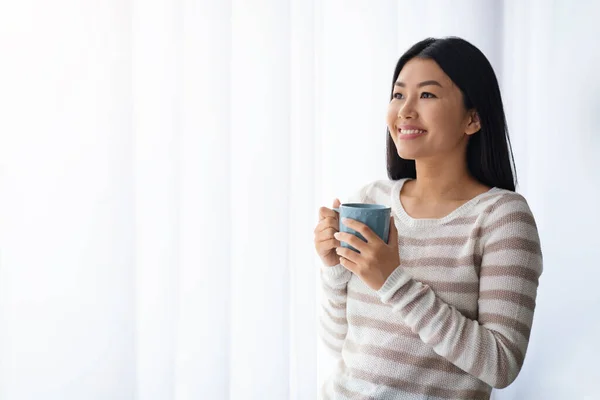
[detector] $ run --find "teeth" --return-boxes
[399,129,426,135]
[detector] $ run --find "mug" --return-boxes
[333,203,391,253]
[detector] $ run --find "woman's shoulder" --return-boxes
[475,187,538,231]
[477,187,532,213]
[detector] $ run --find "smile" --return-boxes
[398,129,426,135]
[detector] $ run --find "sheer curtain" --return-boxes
[2,1,599,399]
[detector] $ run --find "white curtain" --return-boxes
[1,1,599,399]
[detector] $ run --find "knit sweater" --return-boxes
[319,178,543,400]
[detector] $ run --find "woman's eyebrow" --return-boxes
[394,80,443,88]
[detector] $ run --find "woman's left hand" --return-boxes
[334,216,400,291]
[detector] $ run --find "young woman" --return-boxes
[313,37,543,399]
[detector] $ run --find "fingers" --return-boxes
[319,198,341,221]
[313,217,338,234]
[337,252,358,272]
[388,215,398,246]
[315,237,340,249]
[334,231,367,253]
[314,227,338,242]
[319,206,339,221]
[341,218,379,243]
[314,220,340,249]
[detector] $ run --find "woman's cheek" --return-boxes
[386,107,398,129]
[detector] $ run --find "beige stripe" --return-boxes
[494,330,525,366]
[468,328,524,382]
[402,255,481,269]
[481,211,538,236]
[428,306,455,347]
[480,264,540,284]
[413,303,437,332]
[401,285,430,316]
[323,281,347,297]
[469,339,486,381]
[487,333,522,389]
[387,279,413,303]
[349,368,490,399]
[461,308,478,320]
[347,314,417,338]
[347,290,384,306]
[402,212,536,247]
[349,290,476,327]
[401,235,472,247]
[479,312,531,340]
[485,193,526,214]
[345,340,466,375]
[420,280,480,294]
[489,341,510,389]
[333,381,374,400]
[479,289,536,311]
[328,298,347,310]
[444,215,479,226]
[323,306,347,326]
[446,318,476,363]
[321,336,343,354]
[485,237,541,256]
[321,318,346,340]
[469,327,524,380]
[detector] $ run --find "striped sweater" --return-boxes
[319,178,543,400]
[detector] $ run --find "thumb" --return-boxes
[333,198,341,208]
[388,215,398,246]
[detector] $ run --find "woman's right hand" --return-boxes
[314,198,342,267]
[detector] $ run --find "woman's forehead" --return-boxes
[396,58,452,87]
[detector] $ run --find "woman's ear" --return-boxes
[465,111,481,135]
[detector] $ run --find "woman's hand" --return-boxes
[314,198,342,267]
[334,216,400,290]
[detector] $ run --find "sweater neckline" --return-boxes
[390,178,499,227]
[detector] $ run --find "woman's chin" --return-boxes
[396,148,419,161]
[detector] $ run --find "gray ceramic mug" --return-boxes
[333,203,391,253]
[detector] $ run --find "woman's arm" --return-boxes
[318,182,374,357]
[319,265,352,356]
[377,194,542,388]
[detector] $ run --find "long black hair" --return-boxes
[386,37,517,191]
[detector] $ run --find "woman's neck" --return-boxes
[408,158,483,202]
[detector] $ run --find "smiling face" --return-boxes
[386,57,481,162]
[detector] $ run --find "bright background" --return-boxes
[1,1,599,399]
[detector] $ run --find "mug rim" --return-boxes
[340,203,390,210]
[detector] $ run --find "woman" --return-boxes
[313,37,543,399]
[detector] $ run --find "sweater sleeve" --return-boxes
[376,195,543,389]
[318,182,372,357]
[319,264,352,357]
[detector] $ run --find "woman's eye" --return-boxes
[393,93,404,100]
[421,92,436,99]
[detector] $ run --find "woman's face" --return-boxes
[386,57,480,161]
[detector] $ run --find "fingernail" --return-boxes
[333,232,340,238]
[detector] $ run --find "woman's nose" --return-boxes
[397,100,417,120]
